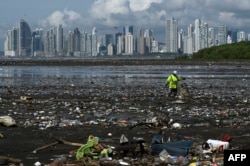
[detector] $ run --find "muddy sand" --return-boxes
[0,60,249,166]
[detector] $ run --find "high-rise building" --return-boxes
[217,25,227,45]
[208,28,215,47]
[194,19,201,52]
[144,29,153,53]
[80,31,88,56]
[31,28,44,56]
[227,29,238,43]
[56,24,64,55]
[237,31,246,42]
[137,28,145,55]
[123,26,133,36]
[125,32,133,55]
[4,27,18,56]
[105,34,114,47]
[44,27,56,56]
[178,29,183,53]
[199,23,208,50]
[151,39,159,53]
[91,27,98,56]
[117,35,124,55]
[187,24,194,54]
[19,19,32,56]
[166,17,178,53]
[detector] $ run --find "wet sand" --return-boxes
[0,60,249,165]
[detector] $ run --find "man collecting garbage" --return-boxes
[165,70,184,97]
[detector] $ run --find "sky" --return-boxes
[1,0,250,51]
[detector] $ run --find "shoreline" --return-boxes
[0,58,250,66]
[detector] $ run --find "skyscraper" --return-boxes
[105,34,114,47]
[56,24,64,55]
[137,28,145,54]
[123,26,133,36]
[31,28,43,56]
[91,27,98,56]
[187,24,194,54]
[194,19,201,52]
[4,27,18,56]
[19,19,32,56]
[166,17,178,53]
[237,31,246,42]
[144,29,153,53]
[199,22,208,50]
[217,25,227,45]
[125,32,133,55]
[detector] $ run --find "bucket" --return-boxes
[206,139,229,151]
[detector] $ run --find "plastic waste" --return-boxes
[206,139,229,151]
[0,116,16,127]
[34,161,41,166]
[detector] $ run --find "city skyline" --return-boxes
[1,0,250,51]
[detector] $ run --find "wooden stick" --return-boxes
[0,156,22,164]
[53,137,83,147]
[32,141,59,153]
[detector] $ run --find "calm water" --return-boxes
[0,65,249,86]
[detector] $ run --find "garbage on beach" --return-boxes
[0,116,16,127]
[171,122,182,129]
[206,139,229,152]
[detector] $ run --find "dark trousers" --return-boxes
[168,88,177,97]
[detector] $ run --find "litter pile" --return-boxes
[0,62,250,165]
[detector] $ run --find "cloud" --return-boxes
[88,0,250,31]
[129,0,162,12]
[38,8,82,28]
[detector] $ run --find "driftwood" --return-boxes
[128,122,155,129]
[32,141,59,153]
[0,156,22,164]
[32,137,83,153]
[53,137,83,147]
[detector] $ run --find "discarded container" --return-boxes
[34,161,41,166]
[206,139,229,151]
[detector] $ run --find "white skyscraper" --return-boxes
[199,23,208,50]
[166,17,178,53]
[237,31,246,42]
[178,29,183,53]
[91,27,98,56]
[117,35,125,55]
[217,25,227,45]
[187,24,194,54]
[208,28,215,47]
[125,32,133,55]
[4,27,18,56]
[194,19,201,52]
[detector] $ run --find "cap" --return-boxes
[173,70,177,74]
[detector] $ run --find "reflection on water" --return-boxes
[0,65,249,86]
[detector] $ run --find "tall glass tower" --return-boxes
[19,19,32,56]
[166,17,178,53]
[217,25,227,45]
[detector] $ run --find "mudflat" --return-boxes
[0,60,249,165]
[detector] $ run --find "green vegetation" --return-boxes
[192,41,250,60]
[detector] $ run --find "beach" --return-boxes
[0,60,249,165]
